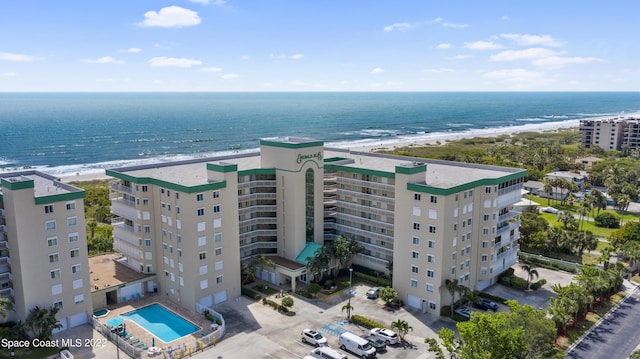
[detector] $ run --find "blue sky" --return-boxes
[0,0,638,92]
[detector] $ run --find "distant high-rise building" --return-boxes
[0,171,92,331]
[579,116,640,151]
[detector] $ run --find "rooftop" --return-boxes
[89,253,150,292]
[0,170,84,199]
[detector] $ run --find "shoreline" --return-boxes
[52,120,580,184]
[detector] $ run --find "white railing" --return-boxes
[240,241,278,251]
[237,192,277,202]
[238,217,277,226]
[337,177,395,191]
[339,201,394,217]
[239,229,278,239]
[335,213,394,232]
[110,182,136,195]
[336,188,395,204]
[238,205,277,216]
[334,224,394,243]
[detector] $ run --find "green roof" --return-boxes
[296,242,322,265]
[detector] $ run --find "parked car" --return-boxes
[309,347,347,359]
[361,335,386,353]
[473,299,498,312]
[542,206,560,214]
[366,287,382,299]
[301,329,328,347]
[454,307,471,320]
[369,328,398,345]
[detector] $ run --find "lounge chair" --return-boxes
[121,296,127,304]
[129,338,140,344]
[136,293,142,300]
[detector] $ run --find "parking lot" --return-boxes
[191,284,456,359]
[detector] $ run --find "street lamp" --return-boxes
[348,268,353,322]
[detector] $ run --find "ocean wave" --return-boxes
[514,118,548,122]
[543,115,569,119]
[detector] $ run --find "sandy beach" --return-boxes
[51,120,581,184]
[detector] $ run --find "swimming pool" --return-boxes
[121,303,201,343]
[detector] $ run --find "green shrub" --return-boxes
[511,277,528,290]
[499,276,512,286]
[353,272,392,287]
[308,283,321,295]
[499,267,515,280]
[295,289,312,299]
[241,286,261,300]
[595,212,620,228]
[351,315,386,329]
[530,278,547,291]
[441,305,452,317]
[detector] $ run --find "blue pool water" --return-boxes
[121,303,201,343]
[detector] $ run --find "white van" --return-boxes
[339,332,377,358]
[309,347,347,359]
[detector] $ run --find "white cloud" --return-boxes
[198,67,223,72]
[0,52,38,62]
[139,6,201,28]
[447,54,472,60]
[490,48,559,61]
[532,56,603,68]
[463,41,502,50]
[289,54,304,60]
[270,53,286,60]
[148,56,202,67]
[1,72,17,77]
[119,48,141,53]
[500,33,564,47]
[384,22,412,32]
[221,73,239,79]
[371,67,384,74]
[483,68,545,82]
[442,22,468,28]
[190,0,227,5]
[422,68,455,73]
[436,43,451,49]
[241,55,250,60]
[189,0,210,3]
[501,15,510,21]
[81,56,125,64]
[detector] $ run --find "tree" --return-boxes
[548,296,576,335]
[307,283,321,297]
[341,303,354,322]
[590,189,608,216]
[0,297,12,319]
[595,212,620,228]
[390,319,413,342]
[25,306,62,340]
[444,279,465,316]
[428,301,562,359]
[280,296,294,311]
[250,255,276,284]
[519,212,548,248]
[87,220,97,240]
[379,287,399,307]
[557,210,575,229]
[333,236,364,274]
[543,178,554,206]
[622,240,640,274]
[520,262,539,290]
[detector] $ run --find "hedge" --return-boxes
[353,272,392,287]
[241,286,262,300]
[530,278,547,291]
[477,292,508,304]
[351,315,386,329]
[511,277,528,290]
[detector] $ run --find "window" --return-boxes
[412,251,419,259]
[49,253,59,263]
[467,218,472,225]
[215,261,223,271]
[213,191,220,198]
[197,193,204,201]
[68,233,79,243]
[66,202,75,211]
[198,236,207,246]
[167,190,171,197]
[144,239,152,247]
[430,195,437,204]
[70,248,79,258]
[411,265,419,273]
[452,252,457,260]
[414,193,421,201]
[47,237,58,247]
[44,204,54,214]
[50,269,60,279]
[161,188,165,194]
[465,259,470,268]
[199,265,208,275]
[427,270,435,278]
[199,252,206,260]
[428,240,435,249]
[216,275,223,284]
[214,218,222,228]
[427,255,435,263]
[200,279,208,290]
[482,228,489,235]
[429,302,436,310]
[480,268,488,277]
[426,283,434,292]
[197,208,205,216]
[176,206,180,214]
[413,222,420,230]
[482,241,488,248]
[453,223,457,231]
[410,279,418,288]
[481,255,488,262]
[483,214,490,221]
[428,225,436,234]
[215,247,222,256]
[74,294,84,304]
[469,190,473,197]
[213,205,221,213]
[45,220,56,231]
[67,216,77,227]
[214,232,222,242]
[412,237,420,245]
[485,186,491,194]
[451,266,456,275]
[73,278,83,289]
[71,264,81,274]
[141,185,148,192]
[53,300,63,309]
[142,198,149,206]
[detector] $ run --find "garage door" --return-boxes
[407,295,421,309]
[214,290,228,304]
[69,312,88,328]
[53,318,68,334]
[199,295,213,308]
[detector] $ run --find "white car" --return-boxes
[369,328,398,345]
[301,329,328,347]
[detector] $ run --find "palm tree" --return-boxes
[548,296,577,334]
[520,262,539,290]
[0,297,12,319]
[543,178,554,206]
[590,189,607,216]
[390,319,413,342]
[557,211,574,229]
[341,303,354,322]
[444,279,463,316]
[622,240,640,274]
[333,236,364,279]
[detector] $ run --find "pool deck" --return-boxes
[99,294,214,355]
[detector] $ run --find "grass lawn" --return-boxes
[253,284,279,296]
[0,347,60,359]
[632,275,640,284]
[557,291,626,350]
[539,211,617,238]
[595,240,611,252]
[582,253,601,266]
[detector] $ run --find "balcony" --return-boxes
[339,201,394,217]
[239,229,278,240]
[0,225,6,234]
[336,188,394,204]
[355,253,389,266]
[0,209,5,217]
[238,205,277,216]
[111,200,138,220]
[0,271,12,281]
[237,180,277,190]
[238,192,277,202]
[336,212,394,232]
[334,223,393,243]
[240,241,278,252]
[0,287,14,298]
[238,217,277,226]
[337,177,395,191]
[498,209,520,223]
[110,182,136,195]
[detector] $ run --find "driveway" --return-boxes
[484,264,575,310]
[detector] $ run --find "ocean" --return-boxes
[1,92,639,176]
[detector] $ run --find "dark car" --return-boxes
[361,335,387,353]
[472,299,498,311]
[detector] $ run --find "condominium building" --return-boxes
[0,171,92,331]
[579,116,640,151]
[107,138,526,316]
